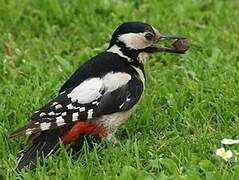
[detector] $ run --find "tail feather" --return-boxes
[9,122,38,139]
[16,130,60,171]
[9,117,75,139]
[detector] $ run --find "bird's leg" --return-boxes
[105,134,121,147]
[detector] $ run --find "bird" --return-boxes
[10,21,188,171]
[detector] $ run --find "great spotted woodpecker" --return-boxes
[10,21,188,171]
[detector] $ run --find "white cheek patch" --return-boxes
[118,33,152,50]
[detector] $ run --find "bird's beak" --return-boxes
[145,28,189,54]
[159,34,187,41]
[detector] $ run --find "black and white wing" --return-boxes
[10,71,144,138]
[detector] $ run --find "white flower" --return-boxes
[216,147,233,161]
[221,138,239,145]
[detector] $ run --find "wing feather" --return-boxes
[10,72,143,138]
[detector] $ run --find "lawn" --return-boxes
[0,0,239,179]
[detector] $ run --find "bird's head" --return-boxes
[107,21,189,64]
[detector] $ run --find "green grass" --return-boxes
[0,0,239,179]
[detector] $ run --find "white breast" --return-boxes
[100,105,137,133]
[137,52,149,64]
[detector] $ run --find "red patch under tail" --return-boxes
[62,121,107,144]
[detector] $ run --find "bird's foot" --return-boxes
[105,134,121,147]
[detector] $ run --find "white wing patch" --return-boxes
[67,72,131,104]
[87,109,94,119]
[79,107,86,112]
[40,122,51,131]
[72,112,79,121]
[92,101,99,106]
[55,104,62,109]
[103,72,131,92]
[66,104,76,110]
[25,128,35,135]
[56,116,66,126]
[61,112,67,116]
[52,102,58,106]
[48,111,55,116]
[67,78,103,104]
[40,112,46,117]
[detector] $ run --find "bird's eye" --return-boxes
[145,33,154,41]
